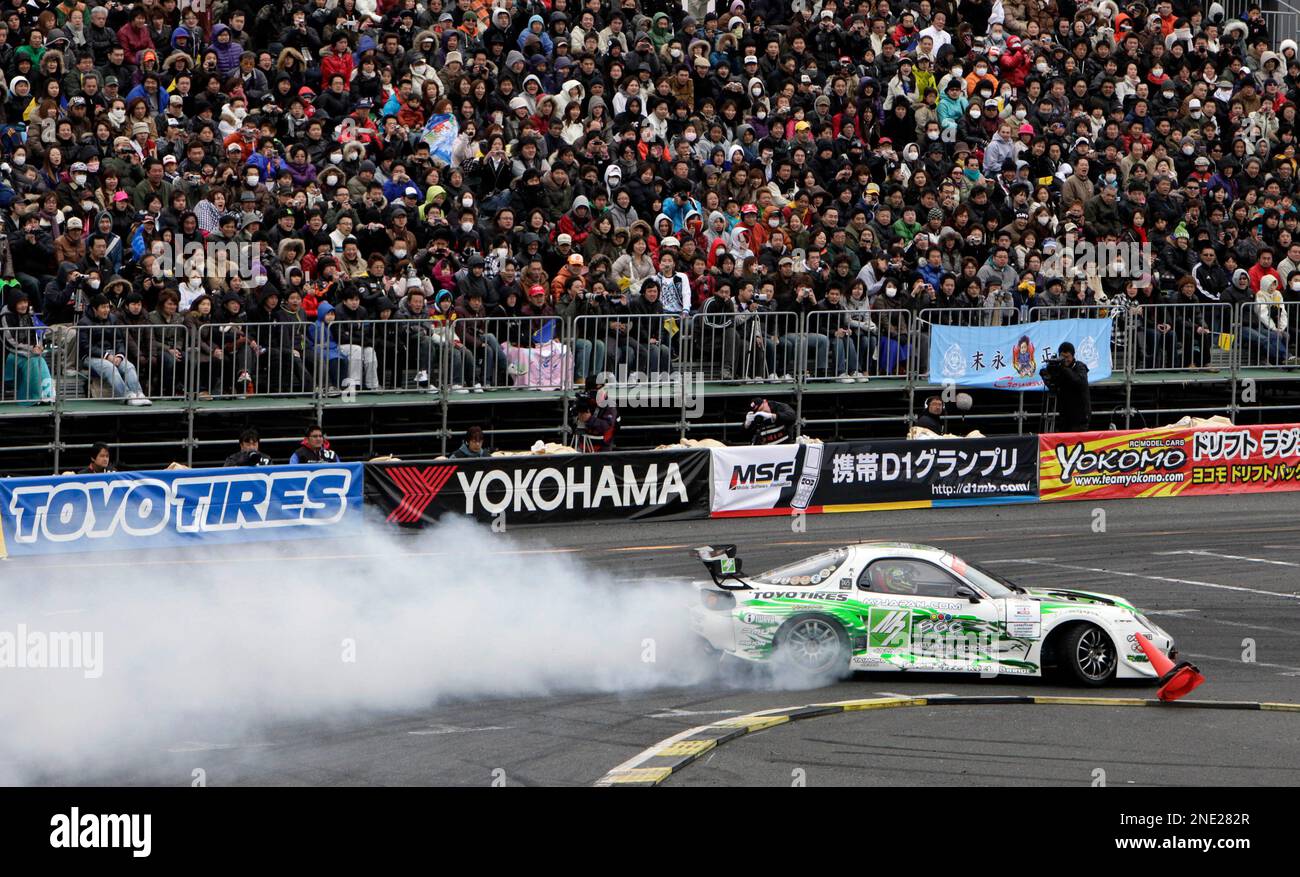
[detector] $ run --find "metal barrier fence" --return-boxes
[1211,0,1300,54]
[10,303,1295,408]
[1124,302,1233,373]
[687,309,803,384]
[1236,299,1300,370]
[71,321,190,404]
[11,298,1300,471]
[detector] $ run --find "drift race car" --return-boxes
[688,543,1178,685]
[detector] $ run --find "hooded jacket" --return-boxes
[307,300,345,361]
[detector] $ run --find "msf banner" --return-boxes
[710,437,1039,516]
[0,464,364,558]
[929,317,1112,390]
[1040,424,1300,501]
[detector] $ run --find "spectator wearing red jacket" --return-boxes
[116,8,154,61]
[1249,248,1282,292]
[998,35,1031,90]
[321,33,355,91]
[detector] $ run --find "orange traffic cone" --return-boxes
[1133,632,1204,702]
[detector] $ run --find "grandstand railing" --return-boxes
[7,301,1300,469]
[4,304,1289,402]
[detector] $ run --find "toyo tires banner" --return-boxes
[1039,423,1300,501]
[0,464,364,558]
[710,437,1039,517]
[366,449,711,526]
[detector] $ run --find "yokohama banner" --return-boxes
[366,450,712,526]
[1039,424,1300,501]
[710,437,1039,517]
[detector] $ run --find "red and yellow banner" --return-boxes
[1039,424,1300,501]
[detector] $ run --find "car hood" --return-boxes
[1021,587,1137,612]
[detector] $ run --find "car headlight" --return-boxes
[1133,612,1169,641]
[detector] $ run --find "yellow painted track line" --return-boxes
[595,695,1300,787]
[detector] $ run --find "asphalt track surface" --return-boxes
[12,491,1300,786]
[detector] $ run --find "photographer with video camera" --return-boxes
[744,396,797,445]
[1039,341,1091,433]
[573,377,618,453]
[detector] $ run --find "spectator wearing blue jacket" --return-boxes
[518,15,553,54]
[661,187,702,233]
[307,301,348,392]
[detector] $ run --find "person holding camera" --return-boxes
[224,428,274,467]
[573,380,618,452]
[1039,341,1091,433]
[744,396,797,445]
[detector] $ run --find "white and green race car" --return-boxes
[688,542,1177,685]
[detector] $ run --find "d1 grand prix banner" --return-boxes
[1039,423,1300,501]
[366,449,711,526]
[929,317,1112,390]
[0,464,364,558]
[710,437,1039,517]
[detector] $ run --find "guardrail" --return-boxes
[8,300,1300,472]
[11,303,1293,409]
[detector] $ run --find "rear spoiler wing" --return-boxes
[691,544,751,590]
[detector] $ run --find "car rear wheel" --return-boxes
[776,615,849,679]
[1060,624,1117,686]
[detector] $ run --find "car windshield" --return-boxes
[944,553,1020,599]
[754,549,848,586]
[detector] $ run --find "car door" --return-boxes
[856,557,1003,673]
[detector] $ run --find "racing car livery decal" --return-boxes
[689,542,1176,685]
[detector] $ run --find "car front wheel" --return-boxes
[1060,624,1118,686]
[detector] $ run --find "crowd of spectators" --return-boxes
[5,0,1300,410]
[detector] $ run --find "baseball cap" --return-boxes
[567,253,585,266]
[556,232,573,245]
[865,182,881,194]
[741,203,758,214]
[528,284,546,296]
[795,120,811,131]
[662,236,681,247]
[66,216,83,229]
[744,55,758,64]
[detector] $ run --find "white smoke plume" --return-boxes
[0,518,725,784]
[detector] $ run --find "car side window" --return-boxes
[858,559,965,599]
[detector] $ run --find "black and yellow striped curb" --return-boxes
[594,695,1300,786]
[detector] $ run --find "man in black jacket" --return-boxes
[1040,341,1091,433]
[80,294,152,405]
[744,396,797,444]
[223,428,274,466]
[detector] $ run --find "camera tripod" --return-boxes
[1040,389,1059,434]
